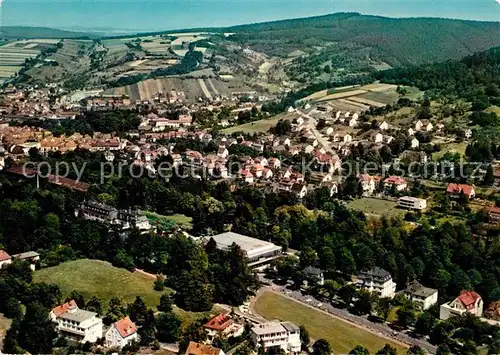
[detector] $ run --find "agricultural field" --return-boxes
[254,291,407,354]
[0,39,56,82]
[348,197,405,217]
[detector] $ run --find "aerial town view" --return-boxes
[0,0,499,354]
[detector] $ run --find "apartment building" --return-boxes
[251,321,301,354]
[398,196,427,210]
[50,300,103,343]
[356,267,397,299]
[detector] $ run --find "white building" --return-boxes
[105,316,138,349]
[440,291,483,320]
[398,196,427,210]
[207,232,282,268]
[404,280,438,310]
[50,300,103,343]
[356,267,397,298]
[411,138,420,149]
[251,321,301,354]
[358,174,376,196]
[203,313,244,342]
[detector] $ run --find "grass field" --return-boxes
[34,259,221,328]
[34,259,164,309]
[254,291,407,354]
[222,112,297,134]
[431,141,467,160]
[348,198,404,217]
[145,211,193,230]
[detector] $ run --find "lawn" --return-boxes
[432,141,467,160]
[145,211,193,230]
[348,198,404,217]
[34,259,164,309]
[33,259,223,328]
[222,113,296,134]
[254,291,407,354]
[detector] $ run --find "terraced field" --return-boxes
[0,40,48,82]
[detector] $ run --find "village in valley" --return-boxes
[0,13,499,355]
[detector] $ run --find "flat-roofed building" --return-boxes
[403,280,438,310]
[50,300,103,343]
[208,232,282,268]
[251,321,301,354]
[398,196,427,210]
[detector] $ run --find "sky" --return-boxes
[0,0,499,32]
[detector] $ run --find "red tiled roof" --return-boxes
[0,250,11,262]
[186,341,223,355]
[457,291,481,310]
[203,313,233,331]
[489,206,500,215]
[114,316,137,338]
[384,176,407,185]
[446,183,474,196]
[358,174,373,182]
[52,300,77,317]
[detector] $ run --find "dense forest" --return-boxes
[377,47,500,107]
[227,13,500,66]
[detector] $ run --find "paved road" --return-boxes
[299,111,334,154]
[257,281,437,354]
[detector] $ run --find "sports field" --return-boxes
[254,291,407,354]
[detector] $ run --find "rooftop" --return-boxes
[203,313,233,331]
[252,321,286,335]
[405,280,437,298]
[114,316,137,338]
[59,308,98,323]
[208,232,282,260]
[0,249,11,262]
[185,341,223,355]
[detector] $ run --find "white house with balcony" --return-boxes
[105,316,138,349]
[50,300,103,343]
[440,291,483,320]
[403,280,438,310]
[251,321,301,354]
[356,267,396,298]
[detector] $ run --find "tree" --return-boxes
[338,284,357,306]
[299,325,310,349]
[156,312,182,342]
[353,290,375,315]
[397,304,416,328]
[104,297,127,325]
[67,290,85,308]
[407,345,425,355]
[375,344,397,355]
[85,296,102,315]
[138,309,156,346]
[414,311,436,336]
[3,298,21,319]
[435,344,451,355]
[129,296,148,326]
[18,302,57,354]
[312,339,331,355]
[158,293,174,313]
[349,345,370,355]
[483,164,494,186]
[2,319,21,354]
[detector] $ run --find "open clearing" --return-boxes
[254,291,407,354]
[145,211,193,230]
[34,259,164,309]
[33,259,220,328]
[432,141,467,160]
[348,198,404,217]
[222,112,298,134]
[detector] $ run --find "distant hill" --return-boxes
[0,26,94,40]
[226,12,500,66]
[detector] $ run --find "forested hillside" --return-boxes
[0,26,92,40]
[377,47,500,107]
[227,13,500,66]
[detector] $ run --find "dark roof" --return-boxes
[360,267,391,279]
[405,280,437,298]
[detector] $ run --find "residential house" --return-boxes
[358,174,376,196]
[105,317,138,349]
[464,128,473,140]
[356,267,397,299]
[251,321,301,354]
[250,164,265,178]
[303,266,325,286]
[371,132,383,143]
[320,181,339,197]
[404,280,438,310]
[488,206,500,223]
[50,300,103,343]
[254,157,268,167]
[291,183,307,199]
[185,341,225,355]
[440,291,483,320]
[411,138,420,149]
[348,115,359,127]
[12,251,40,271]
[415,120,433,132]
[203,313,244,342]
[446,183,475,199]
[217,146,229,158]
[0,250,12,269]
[407,127,415,136]
[384,135,394,144]
[384,176,407,192]
[238,169,254,184]
[262,168,273,179]
[379,121,389,130]
[398,196,427,210]
[268,157,281,169]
